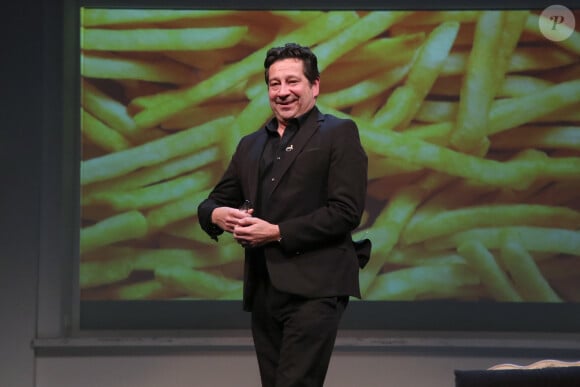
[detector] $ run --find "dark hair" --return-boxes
[264,43,320,85]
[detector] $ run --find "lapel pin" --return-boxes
[285,144,294,152]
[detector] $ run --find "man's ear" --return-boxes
[312,78,320,98]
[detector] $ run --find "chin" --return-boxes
[278,111,297,121]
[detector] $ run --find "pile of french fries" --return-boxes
[79,9,580,302]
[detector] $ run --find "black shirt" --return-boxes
[256,108,315,219]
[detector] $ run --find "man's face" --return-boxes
[267,58,319,126]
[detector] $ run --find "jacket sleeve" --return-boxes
[197,143,245,241]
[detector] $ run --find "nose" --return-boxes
[277,82,290,96]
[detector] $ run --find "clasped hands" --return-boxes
[211,207,280,248]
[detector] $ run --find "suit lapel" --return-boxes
[247,131,268,205]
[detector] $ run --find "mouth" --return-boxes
[277,99,297,106]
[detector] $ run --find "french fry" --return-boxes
[161,217,211,243]
[269,10,325,24]
[508,46,579,71]
[89,170,213,211]
[490,125,580,151]
[385,246,466,267]
[80,210,148,254]
[163,50,228,72]
[81,9,237,27]
[366,161,423,189]
[315,11,413,72]
[431,74,553,98]
[499,237,562,302]
[323,60,407,92]
[318,65,410,110]
[357,204,417,296]
[336,33,424,67]
[457,240,522,301]
[146,189,211,233]
[495,12,529,80]
[82,146,220,205]
[452,11,528,152]
[161,102,247,130]
[155,266,242,299]
[82,109,132,152]
[217,286,244,300]
[392,22,479,48]
[416,95,580,127]
[127,75,249,113]
[415,100,457,123]
[373,21,460,130]
[450,11,506,153]
[82,26,248,51]
[79,256,134,288]
[362,127,580,190]
[524,12,580,55]
[81,246,129,262]
[427,227,580,256]
[229,91,272,141]
[365,263,480,300]
[351,94,388,120]
[129,245,242,271]
[81,116,233,185]
[402,204,580,245]
[488,80,580,135]
[404,122,454,145]
[81,52,199,84]
[93,280,183,300]
[440,46,578,77]
[82,80,138,136]
[497,75,553,97]
[396,10,480,26]
[357,172,452,296]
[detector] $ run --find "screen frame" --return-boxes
[67,0,580,336]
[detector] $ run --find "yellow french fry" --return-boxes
[457,240,522,301]
[81,116,233,185]
[82,26,248,51]
[80,210,148,254]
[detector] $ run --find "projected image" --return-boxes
[79,8,580,303]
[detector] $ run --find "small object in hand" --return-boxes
[239,200,253,247]
[239,199,253,212]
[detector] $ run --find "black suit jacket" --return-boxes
[198,107,368,310]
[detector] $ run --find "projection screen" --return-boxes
[77,2,580,331]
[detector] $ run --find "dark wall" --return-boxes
[0,0,64,386]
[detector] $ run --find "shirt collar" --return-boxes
[264,106,316,135]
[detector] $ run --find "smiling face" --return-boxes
[267,58,320,129]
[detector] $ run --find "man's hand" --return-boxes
[211,207,253,233]
[234,217,281,248]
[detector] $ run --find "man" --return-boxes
[198,43,368,387]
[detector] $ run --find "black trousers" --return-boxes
[250,257,348,387]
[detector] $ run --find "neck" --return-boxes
[277,120,288,137]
